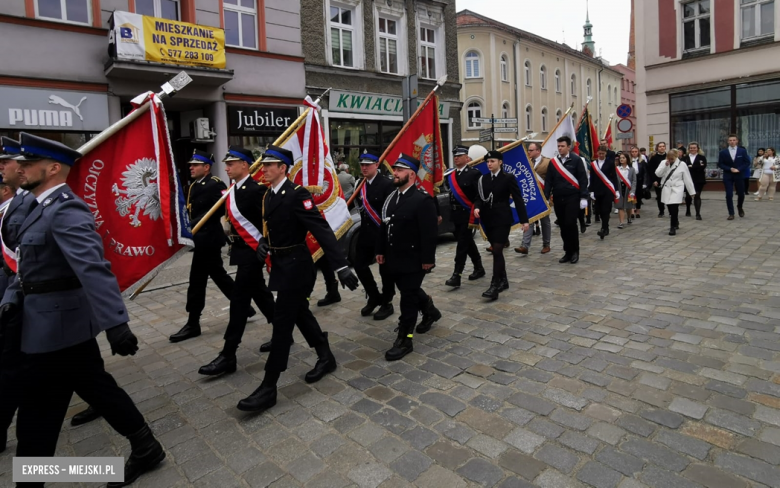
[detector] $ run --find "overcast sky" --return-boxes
[455,0,632,67]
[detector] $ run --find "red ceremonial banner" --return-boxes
[381,95,444,197]
[67,94,191,295]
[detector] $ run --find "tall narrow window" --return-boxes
[500,55,508,82]
[136,0,180,19]
[224,0,257,49]
[540,66,547,89]
[525,105,533,131]
[541,108,548,132]
[555,70,561,93]
[556,109,562,123]
[615,87,619,105]
[607,84,611,103]
[571,74,577,96]
[36,0,91,24]
[465,51,481,78]
[330,5,355,67]
[524,61,532,86]
[683,0,711,52]
[378,17,399,74]
[467,102,483,129]
[742,0,774,39]
[502,102,510,120]
[419,27,437,79]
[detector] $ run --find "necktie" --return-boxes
[27,199,39,216]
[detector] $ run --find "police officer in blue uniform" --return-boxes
[170,149,256,343]
[0,133,164,487]
[353,149,396,320]
[376,154,440,361]
[236,145,358,412]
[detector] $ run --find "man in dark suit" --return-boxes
[198,146,276,376]
[170,150,255,343]
[718,134,751,219]
[376,154,439,360]
[544,136,589,264]
[2,133,163,486]
[236,146,358,412]
[445,145,485,288]
[473,150,529,300]
[589,145,620,239]
[648,142,668,217]
[353,149,396,320]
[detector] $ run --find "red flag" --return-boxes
[604,123,613,148]
[67,93,192,296]
[590,115,600,152]
[381,95,444,197]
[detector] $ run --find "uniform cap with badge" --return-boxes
[189,149,215,165]
[260,145,294,170]
[358,149,381,164]
[15,132,82,166]
[392,153,420,173]
[0,137,21,160]
[222,146,255,165]
[452,145,469,157]
[486,150,503,161]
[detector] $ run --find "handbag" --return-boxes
[643,188,652,199]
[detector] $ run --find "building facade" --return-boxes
[0,0,305,182]
[636,0,780,167]
[456,10,624,150]
[300,0,461,171]
[612,64,637,152]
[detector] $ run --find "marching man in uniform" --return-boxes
[1,133,164,487]
[170,149,256,343]
[353,149,396,320]
[376,154,440,361]
[237,145,358,412]
[445,145,485,288]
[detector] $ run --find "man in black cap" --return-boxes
[445,145,485,288]
[198,146,276,376]
[2,132,164,486]
[170,149,256,343]
[544,136,589,264]
[353,149,396,319]
[237,145,358,412]
[375,154,440,361]
[473,150,529,300]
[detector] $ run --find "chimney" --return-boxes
[627,0,636,69]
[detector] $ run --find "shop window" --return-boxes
[541,108,548,132]
[540,65,547,90]
[525,105,533,132]
[467,101,483,129]
[36,0,91,24]
[555,69,561,93]
[524,61,531,86]
[224,0,257,49]
[500,55,509,82]
[682,1,711,52]
[419,26,438,79]
[378,17,399,74]
[136,0,180,20]
[741,0,775,40]
[330,3,357,68]
[465,51,481,79]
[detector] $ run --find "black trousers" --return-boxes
[594,194,614,230]
[392,271,427,327]
[223,260,275,353]
[685,181,705,215]
[354,241,394,302]
[452,220,480,270]
[265,284,326,374]
[16,339,145,458]
[185,245,235,318]
[668,204,680,229]
[554,195,580,255]
[316,258,336,283]
[654,186,666,213]
[0,352,23,437]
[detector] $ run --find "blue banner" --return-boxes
[471,142,551,232]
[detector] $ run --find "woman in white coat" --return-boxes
[656,149,696,236]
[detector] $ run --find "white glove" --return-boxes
[643,185,647,189]
[590,192,596,201]
[579,199,587,210]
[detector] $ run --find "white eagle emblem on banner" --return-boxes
[112,157,161,227]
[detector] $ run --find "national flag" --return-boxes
[67,92,192,296]
[541,110,577,161]
[575,106,597,161]
[381,95,444,197]
[604,123,613,149]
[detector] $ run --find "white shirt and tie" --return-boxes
[729,146,737,161]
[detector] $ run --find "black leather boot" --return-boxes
[468,259,486,280]
[416,296,441,334]
[168,319,201,343]
[498,277,509,292]
[361,293,382,317]
[237,380,277,412]
[305,333,337,383]
[385,322,414,361]
[70,406,102,427]
[373,302,394,320]
[107,424,165,487]
[482,277,500,300]
[445,265,464,288]
[198,353,237,376]
[317,281,341,307]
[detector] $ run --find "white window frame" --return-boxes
[741,0,775,40]
[35,0,92,25]
[500,55,509,82]
[541,107,548,132]
[588,79,593,98]
[502,102,510,120]
[465,51,481,79]
[556,109,562,123]
[524,60,532,86]
[136,0,181,20]
[555,69,561,93]
[571,74,577,96]
[540,65,547,90]
[467,100,484,130]
[525,104,533,132]
[682,0,711,52]
[376,15,403,75]
[606,83,611,103]
[224,0,257,49]
[326,0,364,69]
[416,5,446,81]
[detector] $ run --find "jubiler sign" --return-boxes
[109,11,226,69]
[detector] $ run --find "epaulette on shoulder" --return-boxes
[294,185,301,190]
[211,176,222,182]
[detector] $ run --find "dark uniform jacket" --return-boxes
[188,174,227,249]
[263,178,348,292]
[683,154,708,185]
[1,191,32,281]
[544,154,590,200]
[1,185,129,354]
[376,187,437,275]
[474,171,529,228]
[356,174,395,248]
[589,159,620,197]
[448,165,481,225]
[648,153,667,186]
[228,176,267,266]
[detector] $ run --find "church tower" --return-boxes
[582,0,595,57]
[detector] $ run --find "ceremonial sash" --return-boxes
[226,185,262,251]
[550,157,580,189]
[616,167,632,191]
[591,161,619,203]
[448,170,479,226]
[0,198,17,274]
[359,180,382,227]
[534,172,545,191]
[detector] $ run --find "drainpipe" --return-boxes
[597,66,604,132]
[513,41,519,133]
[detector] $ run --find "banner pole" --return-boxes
[346,75,448,207]
[468,133,538,167]
[539,103,575,149]
[603,114,614,140]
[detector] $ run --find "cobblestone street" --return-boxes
[3,195,780,488]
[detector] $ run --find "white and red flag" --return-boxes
[67,92,192,296]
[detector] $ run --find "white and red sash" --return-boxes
[616,167,633,192]
[359,180,382,227]
[226,183,263,251]
[591,160,619,203]
[0,197,17,273]
[550,156,579,189]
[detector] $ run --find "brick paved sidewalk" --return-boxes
[2,196,780,488]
